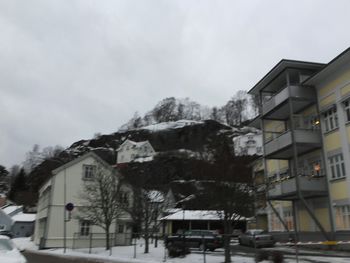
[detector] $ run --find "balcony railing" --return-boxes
[262,85,316,118]
[268,174,327,199]
[264,129,321,158]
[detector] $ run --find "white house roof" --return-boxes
[161,210,244,221]
[11,213,36,222]
[2,205,22,215]
[117,139,151,151]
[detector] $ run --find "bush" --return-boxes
[271,251,284,263]
[255,250,269,262]
[168,244,190,258]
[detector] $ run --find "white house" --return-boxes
[233,132,263,156]
[34,152,133,249]
[116,140,155,164]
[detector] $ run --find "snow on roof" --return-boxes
[12,213,36,222]
[133,156,154,163]
[117,140,150,151]
[2,205,22,215]
[161,210,245,221]
[161,210,220,221]
[142,120,203,131]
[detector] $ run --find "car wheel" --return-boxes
[167,242,173,248]
[199,243,205,251]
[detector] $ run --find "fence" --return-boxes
[72,232,132,251]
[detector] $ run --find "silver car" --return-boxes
[238,229,275,248]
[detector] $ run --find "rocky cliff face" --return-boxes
[26,119,259,205]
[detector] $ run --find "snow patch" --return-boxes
[141,120,203,131]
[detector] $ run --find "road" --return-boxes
[22,250,107,263]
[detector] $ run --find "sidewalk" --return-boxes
[263,244,350,258]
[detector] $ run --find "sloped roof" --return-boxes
[2,205,22,215]
[161,210,245,221]
[12,212,36,222]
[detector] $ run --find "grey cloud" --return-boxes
[1,0,350,167]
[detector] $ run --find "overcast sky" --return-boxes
[1,0,350,168]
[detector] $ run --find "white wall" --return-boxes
[35,155,132,248]
[233,133,263,156]
[117,141,155,163]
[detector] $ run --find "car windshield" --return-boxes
[0,239,14,251]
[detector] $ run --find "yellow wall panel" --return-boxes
[319,93,336,108]
[319,68,350,97]
[324,131,341,151]
[315,208,331,232]
[266,160,289,174]
[330,180,348,200]
[341,83,350,97]
[298,210,311,231]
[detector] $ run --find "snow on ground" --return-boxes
[12,237,38,251]
[142,120,203,131]
[19,238,350,263]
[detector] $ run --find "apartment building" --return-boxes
[249,47,350,241]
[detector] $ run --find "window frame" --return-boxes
[80,220,91,236]
[82,165,96,180]
[343,99,350,122]
[335,205,350,230]
[322,107,338,133]
[328,153,346,180]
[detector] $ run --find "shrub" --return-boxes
[255,250,269,262]
[168,244,190,258]
[271,251,284,263]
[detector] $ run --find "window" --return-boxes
[323,107,338,132]
[83,165,95,180]
[335,205,350,230]
[328,154,346,179]
[283,210,294,231]
[118,192,129,207]
[118,224,124,234]
[344,99,350,122]
[80,220,90,236]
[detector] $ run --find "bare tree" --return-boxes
[209,182,253,263]
[79,162,125,250]
[122,185,165,253]
[203,136,254,263]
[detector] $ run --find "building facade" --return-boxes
[233,132,263,156]
[249,47,350,241]
[34,152,133,248]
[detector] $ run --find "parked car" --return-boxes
[231,229,243,238]
[0,231,13,239]
[0,235,27,263]
[165,230,223,251]
[238,229,275,248]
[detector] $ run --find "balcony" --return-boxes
[264,129,321,159]
[262,85,316,120]
[268,176,327,200]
